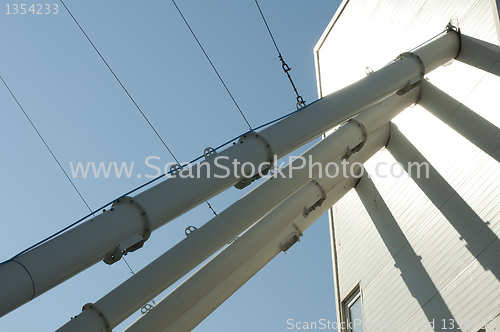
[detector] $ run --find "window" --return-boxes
[343,288,364,332]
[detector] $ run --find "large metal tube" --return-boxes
[259,30,459,156]
[418,79,500,163]
[455,34,500,77]
[0,203,145,316]
[161,178,357,332]
[0,30,459,318]
[123,125,390,332]
[56,88,419,332]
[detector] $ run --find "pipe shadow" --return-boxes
[387,123,500,282]
[356,172,460,330]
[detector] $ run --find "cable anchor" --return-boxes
[296,95,306,109]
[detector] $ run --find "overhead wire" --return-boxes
[59,1,218,225]
[254,0,306,109]
[0,74,94,216]
[59,0,180,164]
[58,0,221,277]
[171,0,253,131]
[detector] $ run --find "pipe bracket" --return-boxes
[103,197,152,265]
[313,179,328,201]
[234,132,275,189]
[185,226,198,237]
[203,147,217,160]
[280,224,303,253]
[342,118,368,160]
[81,303,111,332]
[303,180,328,217]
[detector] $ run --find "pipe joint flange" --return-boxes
[303,180,327,218]
[312,179,328,201]
[446,23,462,57]
[238,132,274,164]
[398,52,425,79]
[234,132,275,189]
[103,197,152,265]
[342,118,368,160]
[304,181,327,218]
[113,196,152,243]
[82,303,112,332]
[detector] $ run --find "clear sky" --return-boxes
[0,0,342,331]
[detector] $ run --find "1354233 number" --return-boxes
[6,4,58,14]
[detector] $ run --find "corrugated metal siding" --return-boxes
[317,0,500,330]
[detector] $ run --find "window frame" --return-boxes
[341,284,364,332]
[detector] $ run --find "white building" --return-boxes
[315,0,500,330]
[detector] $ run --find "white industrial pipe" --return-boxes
[418,79,500,163]
[163,178,358,332]
[56,88,420,332]
[0,30,459,318]
[455,34,500,77]
[124,124,390,332]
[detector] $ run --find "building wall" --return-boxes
[316,0,500,330]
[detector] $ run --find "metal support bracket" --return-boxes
[280,224,303,253]
[141,303,155,315]
[304,180,327,217]
[185,226,198,237]
[395,52,425,95]
[342,118,368,160]
[81,303,111,332]
[103,197,152,265]
[169,164,182,176]
[396,75,422,96]
[234,132,275,189]
[203,147,217,160]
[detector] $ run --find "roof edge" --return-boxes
[313,0,350,98]
[313,0,350,54]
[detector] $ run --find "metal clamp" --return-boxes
[204,147,217,159]
[103,197,152,265]
[296,95,306,109]
[303,180,328,217]
[82,303,111,332]
[185,226,198,237]
[141,303,154,314]
[280,224,303,253]
[234,132,275,189]
[169,164,182,176]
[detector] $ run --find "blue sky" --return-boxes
[0,0,342,330]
